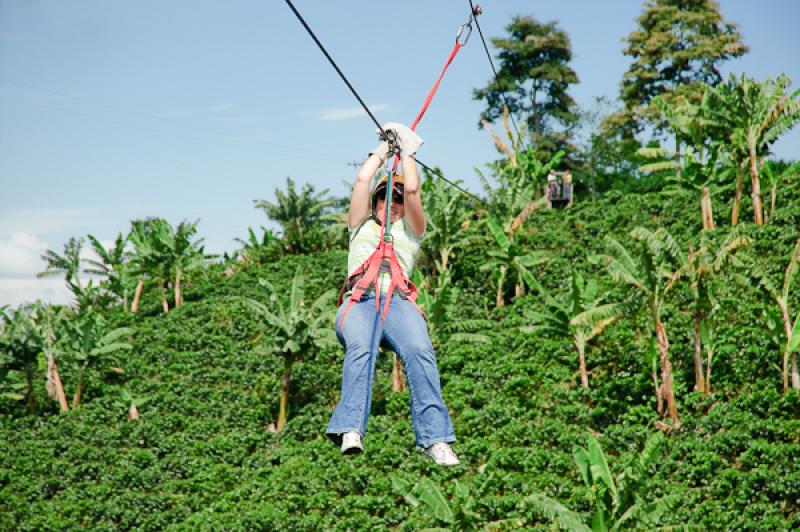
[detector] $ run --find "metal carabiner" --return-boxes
[456,22,473,46]
[456,4,482,46]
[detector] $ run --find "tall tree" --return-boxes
[474,15,579,160]
[615,0,747,135]
[254,178,335,254]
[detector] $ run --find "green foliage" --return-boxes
[233,225,285,266]
[522,268,621,388]
[3,157,800,530]
[63,309,134,409]
[481,216,550,306]
[37,236,86,303]
[244,266,336,429]
[125,217,216,313]
[526,433,682,531]
[420,167,473,277]
[617,0,748,134]
[473,15,579,161]
[254,177,338,254]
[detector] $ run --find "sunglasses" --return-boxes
[376,188,404,204]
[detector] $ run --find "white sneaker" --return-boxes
[341,431,363,454]
[422,442,460,466]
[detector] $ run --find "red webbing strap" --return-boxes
[411,40,462,131]
[391,40,463,172]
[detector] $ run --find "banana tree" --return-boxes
[673,229,750,392]
[244,267,336,431]
[638,144,730,231]
[0,303,71,413]
[591,228,684,423]
[127,218,170,313]
[525,433,680,530]
[253,177,335,254]
[745,238,800,391]
[522,269,620,388]
[64,310,134,409]
[421,169,471,277]
[30,303,69,412]
[482,217,550,307]
[37,236,85,300]
[391,476,522,531]
[705,74,800,225]
[171,220,214,308]
[234,226,284,267]
[84,233,134,311]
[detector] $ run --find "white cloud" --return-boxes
[0,232,73,306]
[0,278,72,308]
[313,103,390,121]
[0,232,48,279]
[0,232,116,307]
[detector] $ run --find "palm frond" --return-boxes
[523,493,591,532]
[570,303,620,329]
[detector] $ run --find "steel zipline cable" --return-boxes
[468,0,523,143]
[283,0,487,206]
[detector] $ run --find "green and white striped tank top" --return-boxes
[347,217,424,294]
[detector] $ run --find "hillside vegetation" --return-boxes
[2,173,799,529]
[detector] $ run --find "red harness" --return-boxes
[337,29,467,334]
[337,222,425,334]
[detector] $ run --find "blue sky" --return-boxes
[1,0,799,306]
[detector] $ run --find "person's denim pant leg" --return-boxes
[326,294,456,449]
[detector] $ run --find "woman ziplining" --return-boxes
[283,0,484,465]
[326,124,459,466]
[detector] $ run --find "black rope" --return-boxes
[468,0,523,142]
[283,0,387,138]
[414,157,487,206]
[284,0,485,204]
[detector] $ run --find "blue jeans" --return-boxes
[326,294,456,449]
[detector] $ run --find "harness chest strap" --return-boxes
[337,237,424,335]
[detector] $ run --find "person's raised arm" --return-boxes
[382,122,426,236]
[348,142,388,229]
[401,155,425,236]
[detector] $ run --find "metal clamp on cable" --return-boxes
[380,129,401,157]
[456,4,482,45]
